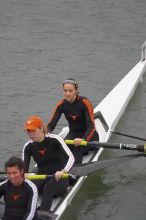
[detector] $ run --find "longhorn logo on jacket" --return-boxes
[11,193,21,201]
[69,114,78,120]
[38,148,47,156]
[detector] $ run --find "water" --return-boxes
[0,0,146,219]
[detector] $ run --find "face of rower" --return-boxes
[6,166,24,186]
[26,127,44,142]
[63,83,78,103]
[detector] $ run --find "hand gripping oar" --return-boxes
[110,130,146,141]
[65,140,146,153]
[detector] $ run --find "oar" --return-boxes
[0,173,75,181]
[25,173,71,180]
[70,153,143,176]
[23,153,143,180]
[0,151,143,182]
[0,169,37,175]
[110,130,146,141]
[65,140,146,153]
[0,172,6,175]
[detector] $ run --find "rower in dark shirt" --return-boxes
[22,115,74,212]
[47,78,99,164]
[0,156,38,220]
[23,133,74,175]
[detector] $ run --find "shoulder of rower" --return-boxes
[56,99,65,108]
[79,96,92,106]
[46,133,64,145]
[24,179,38,193]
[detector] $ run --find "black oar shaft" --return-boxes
[88,141,144,152]
[65,140,145,152]
[110,131,146,141]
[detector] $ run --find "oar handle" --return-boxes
[25,173,70,180]
[65,140,88,146]
[65,140,145,153]
[26,174,50,180]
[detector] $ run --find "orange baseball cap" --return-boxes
[24,115,43,131]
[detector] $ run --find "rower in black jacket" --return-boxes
[22,115,74,212]
[0,156,38,220]
[47,78,99,164]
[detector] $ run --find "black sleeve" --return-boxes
[22,144,32,173]
[47,100,64,132]
[83,98,95,141]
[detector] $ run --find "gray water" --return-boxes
[0,0,146,219]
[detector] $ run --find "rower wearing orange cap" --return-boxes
[22,115,74,212]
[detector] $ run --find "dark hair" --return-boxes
[5,156,24,171]
[63,78,78,89]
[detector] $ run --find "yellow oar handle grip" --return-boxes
[61,173,69,179]
[26,174,47,180]
[26,173,69,180]
[65,140,88,146]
